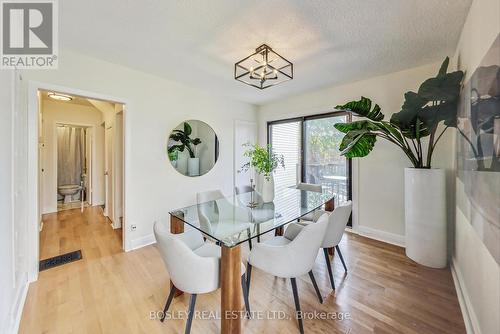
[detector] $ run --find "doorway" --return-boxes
[32,85,127,278]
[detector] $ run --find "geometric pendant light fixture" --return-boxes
[234,44,293,89]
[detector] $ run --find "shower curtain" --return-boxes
[57,126,85,197]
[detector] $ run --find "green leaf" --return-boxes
[419,100,458,128]
[191,137,202,145]
[168,144,184,153]
[334,120,380,158]
[377,121,405,143]
[335,96,384,121]
[418,70,464,101]
[334,120,380,133]
[393,91,428,127]
[390,113,430,139]
[183,122,192,136]
[438,57,449,77]
[169,132,184,142]
[339,131,377,158]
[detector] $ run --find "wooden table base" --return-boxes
[221,245,242,334]
[169,213,185,297]
[325,198,335,256]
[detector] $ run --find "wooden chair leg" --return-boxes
[308,270,323,304]
[185,294,197,334]
[323,248,335,290]
[160,286,177,322]
[290,278,304,334]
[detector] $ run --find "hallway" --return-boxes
[39,206,122,261]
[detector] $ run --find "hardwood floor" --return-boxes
[39,206,122,261]
[20,207,465,333]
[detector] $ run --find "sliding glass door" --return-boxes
[303,114,350,204]
[268,112,351,207]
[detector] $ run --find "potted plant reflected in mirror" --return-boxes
[168,122,202,176]
[168,150,178,168]
[334,57,464,268]
[240,143,284,203]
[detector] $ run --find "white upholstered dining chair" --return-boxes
[296,182,322,193]
[294,200,353,290]
[234,184,252,195]
[153,222,250,334]
[246,213,330,334]
[296,182,323,222]
[196,189,254,249]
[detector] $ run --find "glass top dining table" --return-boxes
[169,187,334,248]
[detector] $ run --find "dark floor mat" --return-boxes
[39,250,82,271]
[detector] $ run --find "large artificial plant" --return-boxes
[168,122,202,159]
[240,143,284,180]
[334,57,464,168]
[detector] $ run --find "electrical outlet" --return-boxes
[131,224,137,231]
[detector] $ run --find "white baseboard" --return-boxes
[130,233,156,250]
[451,257,481,334]
[355,225,405,247]
[8,280,29,334]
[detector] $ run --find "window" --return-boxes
[268,112,352,208]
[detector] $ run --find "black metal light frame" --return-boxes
[234,44,293,89]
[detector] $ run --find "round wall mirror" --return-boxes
[167,120,219,177]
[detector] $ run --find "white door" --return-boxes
[104,126,114,223]
[234,120,257,191]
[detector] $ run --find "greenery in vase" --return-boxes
[168,122,202,159]
[334,57,464,168]
[240,143,285,180]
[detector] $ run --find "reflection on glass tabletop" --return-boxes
[169,187,334,247]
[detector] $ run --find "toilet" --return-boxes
[58,184,82,204]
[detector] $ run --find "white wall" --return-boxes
[40,99,105,213]
[258,62,455,244]
[451,0,500,333]
[21,49,257,251]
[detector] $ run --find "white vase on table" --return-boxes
[259,173,275,203]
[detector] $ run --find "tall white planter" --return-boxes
[188,157,200,176]
[259,173,275,203]
[405,168,447,268]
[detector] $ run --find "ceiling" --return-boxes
[60,0,472,105]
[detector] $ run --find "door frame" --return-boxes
[267,111,353,222]
[27,81,131,282]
